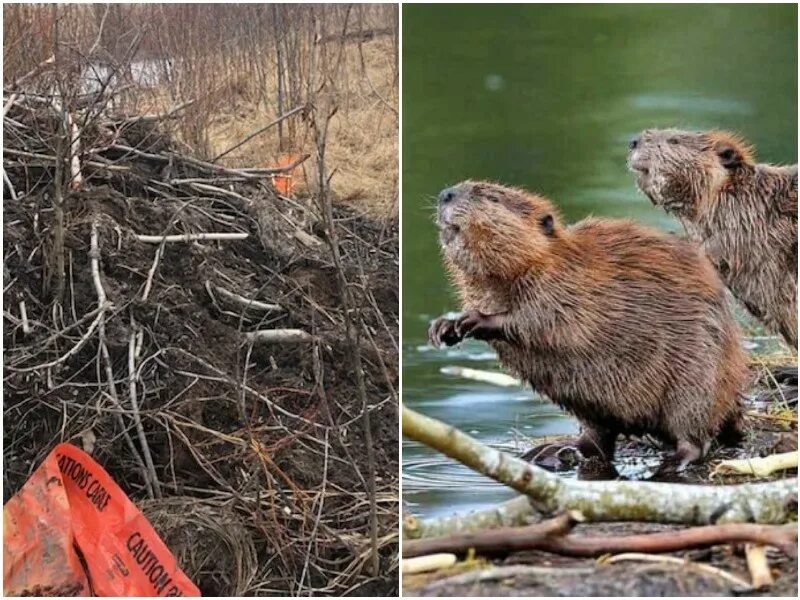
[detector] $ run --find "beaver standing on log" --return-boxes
[429,181,748,473]
[628,129,798,350]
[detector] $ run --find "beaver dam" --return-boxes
[3,94,398,594]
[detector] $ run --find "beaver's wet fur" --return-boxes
[430,180,748,472]
[629,128,797,349]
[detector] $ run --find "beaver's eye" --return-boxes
[667,137,679,145]
[487,196,499,203]
[539,214,554,235]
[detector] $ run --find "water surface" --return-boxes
[402,4,798,519]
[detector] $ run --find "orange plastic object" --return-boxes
[271,152,301,195]
[3,443,200,597]
[4,451,89,596]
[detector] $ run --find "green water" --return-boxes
[402,4,798,518]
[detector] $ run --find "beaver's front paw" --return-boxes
[455,310,506,342]
[454,310,487,339]
[428,316,463,348]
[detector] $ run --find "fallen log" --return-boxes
[402,511,582,558]
[403,406,798,529]
[417,564,596,593]
[404,515,796,559]
[404,495,536,539]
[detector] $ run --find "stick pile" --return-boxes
[3,88,399,595]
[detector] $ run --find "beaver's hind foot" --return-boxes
[522,425,618,475]
[652,439,708,480]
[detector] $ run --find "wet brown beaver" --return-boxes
[628,128,798,349]
[429,180,748,473]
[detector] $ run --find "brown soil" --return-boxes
[407,526,797,596]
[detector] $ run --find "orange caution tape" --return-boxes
[4,443,200,597]
[271,152,301,196]
[3,449,89,596]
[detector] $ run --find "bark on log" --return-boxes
[405,514,796,559]
[403,511,583,558]
[404,495,537,539]
[537,523,797,558]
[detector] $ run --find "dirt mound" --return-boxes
[3,101,398,595]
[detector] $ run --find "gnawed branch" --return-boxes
[712,451,798,478]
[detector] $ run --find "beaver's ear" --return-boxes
[714,141,744,169]
[539,214,555,236]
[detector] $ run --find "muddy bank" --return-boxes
[3,104,398,595]
[407,532,797,596]
[403,374,797,597]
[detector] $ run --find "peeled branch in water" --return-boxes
[439,366,522,387]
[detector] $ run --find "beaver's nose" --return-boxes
[628,136,640,151]
[438,187,457,205]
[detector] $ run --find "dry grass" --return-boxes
[3,4,399,218]
[203,37,398,218]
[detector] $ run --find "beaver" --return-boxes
[628,128,798,350]
[429,180,748,473]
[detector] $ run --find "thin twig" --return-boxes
[244,329,314,344]
[141,244,163,302]
[128,328,162,498]
[212,105,307,163]
[18,300,31,335]
[135,232,248,244]
[114,99,196,125]
[206,281,283,313]
[3,167,18,200]
[90,217,155,498]
[299,429,329,594]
